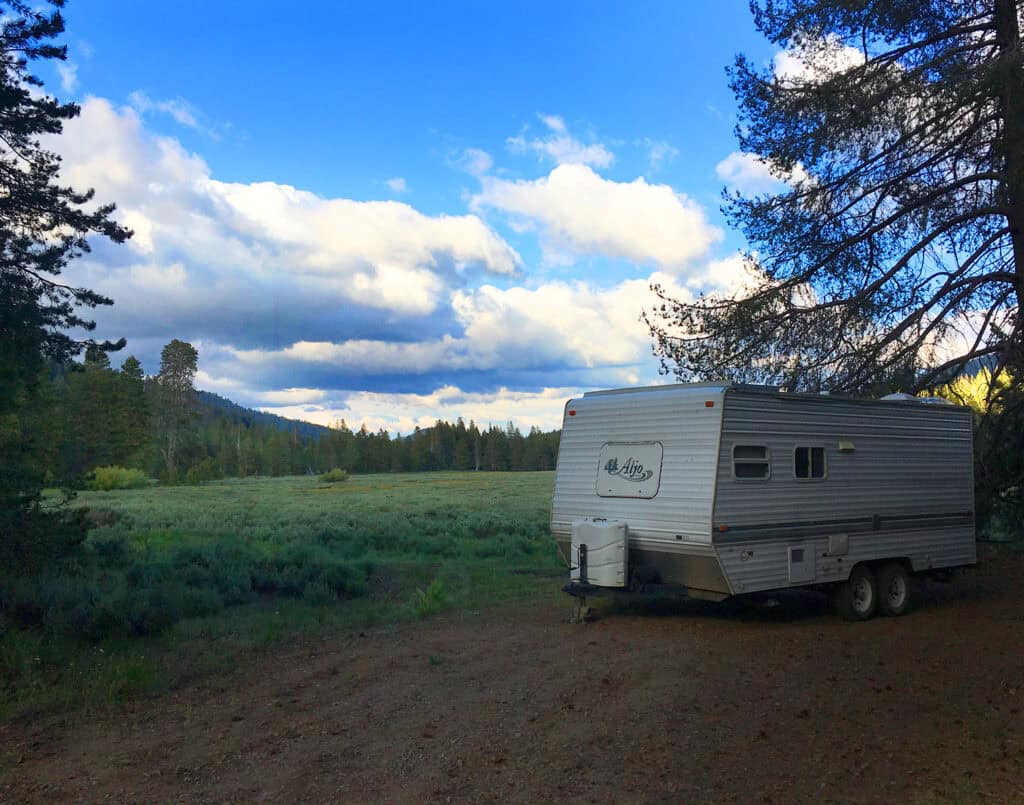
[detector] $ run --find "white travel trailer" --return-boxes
[551,383,976,620]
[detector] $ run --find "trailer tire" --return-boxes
[834,565,878,621]
[877,562,911,617]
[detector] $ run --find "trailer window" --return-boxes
[794,446,826,480]
[732,445,770,480]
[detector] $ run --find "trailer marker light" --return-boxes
[568,410,576,416]
[718,524,729,533]
[705,401,715,407]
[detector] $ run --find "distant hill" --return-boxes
[196,390,331,439]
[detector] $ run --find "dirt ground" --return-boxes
[2,547,1023,804]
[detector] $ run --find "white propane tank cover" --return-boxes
[570,518,628,588]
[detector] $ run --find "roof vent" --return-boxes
[879,392,953,405]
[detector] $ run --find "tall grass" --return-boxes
[1,472,562,717]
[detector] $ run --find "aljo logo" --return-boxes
[603,456,653,482]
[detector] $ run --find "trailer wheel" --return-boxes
[877,562,911,617]
[834,565,878,621]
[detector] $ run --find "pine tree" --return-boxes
[153,339,198,481]
[63,347,119,478]
[647,0,1024,393]
[0,1,130,565]
[117,355,149,465]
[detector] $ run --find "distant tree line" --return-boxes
[36,339,561,485]
[182,407,560,482]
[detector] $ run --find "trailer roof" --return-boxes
[581,382,733,398]
[580,382,969,411]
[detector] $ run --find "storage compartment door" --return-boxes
[787,544,816,584]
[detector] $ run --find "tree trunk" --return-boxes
[994,0,1024,365]
[165,428,177,480]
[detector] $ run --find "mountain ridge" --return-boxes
[196,390,331,439]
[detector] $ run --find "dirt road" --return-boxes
[3,547,1023,804]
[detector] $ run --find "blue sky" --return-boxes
[48,0,791,431]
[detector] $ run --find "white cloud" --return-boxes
[472,163,720,272]
[228,336,479,375]
[716,151,780,193]
[454,147,494,176]
[386,177,408,193]
[687,253,763,297]
[194,368,249,396]
[773,36,865,86]
[256,387,330,405]
[452,275,682,369]
[715,151,809,195]
[207,179,521,306]
[640,138,679,172]
[538,114,567,133]
[56,61,78,94]
[47,96,739,430]
[216,271,696,391]
[507,115,614,167]
[127,90,209,134]
[52,98,521,331]
[260,385,581,433]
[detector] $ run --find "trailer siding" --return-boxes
[711,390,975,593]
[550,386,725,550]
[716,525,975,594]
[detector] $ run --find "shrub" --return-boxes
[0,504,89,571]
[319,468,348,483]
[84,529,131,561]
[411,578,447,617]
[85,466,149,491]
[81,507,121,529]
[302,580,336,606]
[184,457,221,486]
[252,545,371,599]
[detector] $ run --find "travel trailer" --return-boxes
[550,383,976,620]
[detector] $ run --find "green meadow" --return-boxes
[0,472,562,717]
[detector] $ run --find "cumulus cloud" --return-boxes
[260,385,582,433]
[201,270,695,399]
[715,151,809,195]
[48,96,737,429]
[471,163,720,271]
[773,36,865,86]
[507,114,614,168]
[451,277,678,370]
[687,253,763,297]
[386,177,408,193]
[51,98,521,350]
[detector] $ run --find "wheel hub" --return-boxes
[853,577,873,612]
[887,576,907,607]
